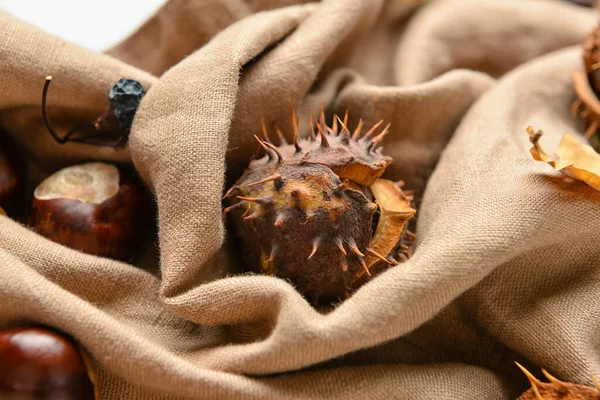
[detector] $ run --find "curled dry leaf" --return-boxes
[515,362,600,400]
[527,126,600,191]
[349,178,415,287]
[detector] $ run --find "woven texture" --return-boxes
[0,0,598,398]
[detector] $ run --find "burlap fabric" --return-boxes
[0,0,598,398]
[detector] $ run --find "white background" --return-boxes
[0,0,166,51]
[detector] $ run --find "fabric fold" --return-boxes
[396,0,596,85]
[0,0,598,398]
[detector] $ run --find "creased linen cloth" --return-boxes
[0,0,598,398]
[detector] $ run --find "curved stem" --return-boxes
[42,76,69,144]
[42,76,124,148]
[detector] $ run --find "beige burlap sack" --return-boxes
[0,0,598,398]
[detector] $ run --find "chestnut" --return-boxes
[31,162,151,262]
[0,326,95,399]
[564,0,595,6]
[0,130,25,217]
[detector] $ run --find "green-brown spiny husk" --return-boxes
[224,109,415,304]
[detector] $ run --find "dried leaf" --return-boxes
[527,126,600,191]
[362,179,415,272]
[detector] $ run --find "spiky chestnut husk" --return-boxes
[583,25,600,94]
[515,362,600,400]
[573,25,600,149]
[224,108,415,303]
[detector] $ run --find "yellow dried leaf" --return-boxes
[527,126,600,191]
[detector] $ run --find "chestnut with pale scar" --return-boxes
[34,163,120,203]
[223,106,416,304]
[31,162,152,262]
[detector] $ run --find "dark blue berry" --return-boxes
[108,79,145,129]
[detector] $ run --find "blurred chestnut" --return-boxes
[0,326,95,399]
[0,129,25,217]
[31,162,152,262]
[563,0,595,6]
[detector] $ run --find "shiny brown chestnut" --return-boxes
[31,162,151,262]
[0,327,95,399]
